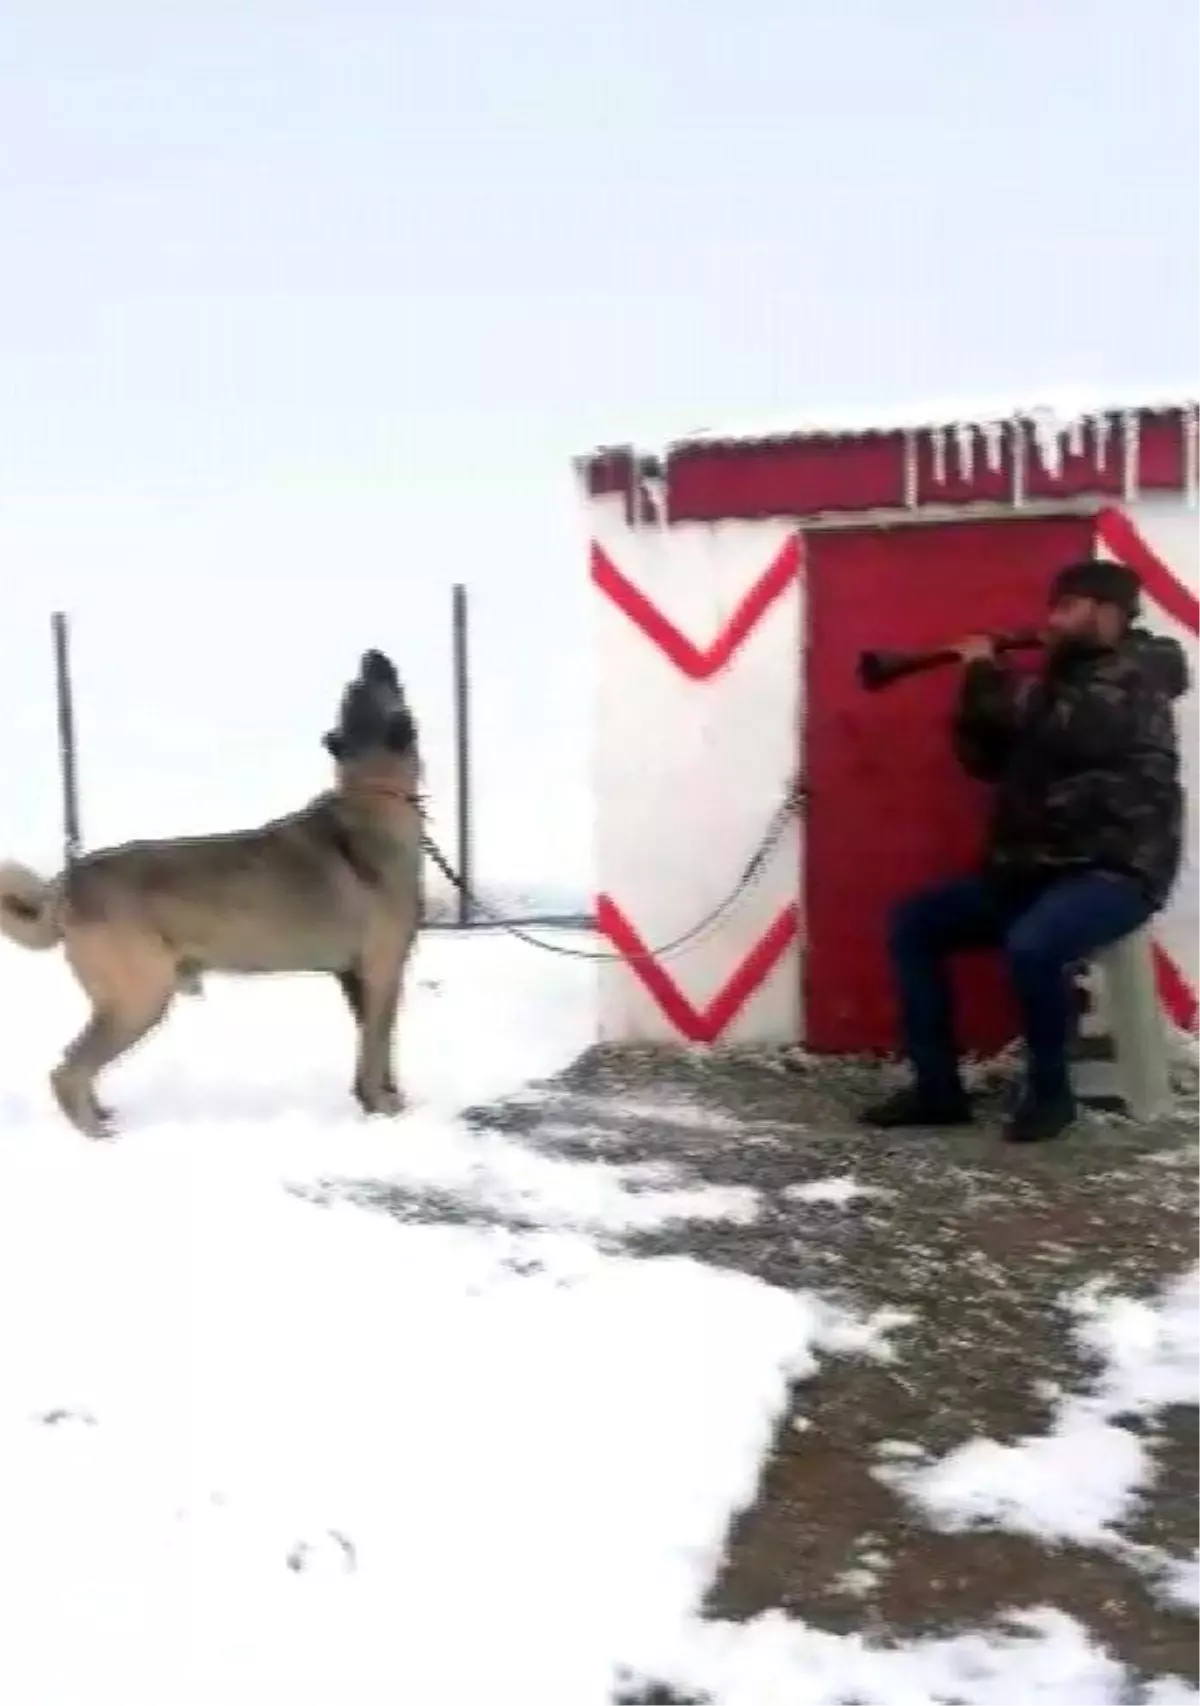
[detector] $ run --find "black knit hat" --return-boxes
[1049,559,1141,617]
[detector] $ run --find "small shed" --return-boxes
[578,399,1199,1053]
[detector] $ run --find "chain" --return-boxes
[419,774,806,964]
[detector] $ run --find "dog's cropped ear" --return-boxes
[360,650,401,696]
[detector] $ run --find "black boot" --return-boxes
[1003,1091,1078,1144]
[859,1085,974,1129]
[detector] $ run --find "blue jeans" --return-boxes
[889,871,1155,1102]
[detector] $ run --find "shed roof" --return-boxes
[580,387,1195,464]
[578,393,1198,524]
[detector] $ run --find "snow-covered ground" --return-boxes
[876,1266,1200,1559]
[0,928,1195,1705]
[0,929,876,1706]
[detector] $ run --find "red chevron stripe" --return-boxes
[595,896,800,1042]
[1153,943,1198,1035]
[1095,507,1200,634]
[590,535,800,678]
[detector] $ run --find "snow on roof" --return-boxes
[584,386,1198,460]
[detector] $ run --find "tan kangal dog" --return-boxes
[0,650,423,1138]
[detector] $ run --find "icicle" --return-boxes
[625,450,641,532]
[1067,415,1085,460]
[1028,406,1065,479]
[953,423,975,484]
[1185,405,1199,509]
[902,429,918,507]
[1121,409,1140,503]
[980,419,1005,473]
[929,426,948,486]
[642,473,667,525]
[1011,418,1027,507]
[1093,412,1112,470]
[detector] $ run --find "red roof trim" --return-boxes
[579,404,1198,526]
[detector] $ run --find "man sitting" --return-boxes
[862,558,1188,1144]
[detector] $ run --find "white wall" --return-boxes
[591,498,801,1044]
[1097,496,1199,1012]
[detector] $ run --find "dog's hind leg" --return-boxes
[335,969,397,1100]
[52,1013,127,1137]
[51,998,171,1138]
[53,930,176,1137]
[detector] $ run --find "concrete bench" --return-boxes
[1068,926,1172,1122]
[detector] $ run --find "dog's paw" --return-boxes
[51,1070,117,1141]
[353,1080,406,1118]
[369,1087,406,1118]
[86,1106,118,1141]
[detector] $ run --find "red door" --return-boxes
[803,515,1095,1055]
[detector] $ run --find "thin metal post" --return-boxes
[451,583,473,926]
[51,611,82,865]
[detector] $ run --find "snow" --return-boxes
[0,926,1193,1705]
[784,1175,889,1208]
[588,388,1200,517]
[1158,1551,1200,1613]
[635,1606,1188,1706]
[588,386,1197,468]
[0,929,900,1706]
[875,1264,1199,1549]
[1145,1684,1200,1706]
[880,1404,1148,1548]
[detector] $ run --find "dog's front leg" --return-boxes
[336,968,397,1099]
[350,951,406,1116]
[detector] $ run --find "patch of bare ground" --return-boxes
[465,1042,1199,1694]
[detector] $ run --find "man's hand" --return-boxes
[954,634,996,664]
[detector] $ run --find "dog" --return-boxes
[0,649,423,1138]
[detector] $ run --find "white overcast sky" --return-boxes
[0,0,1196,886]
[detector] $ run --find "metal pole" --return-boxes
[451,583,473,927]
[51,610,82,865]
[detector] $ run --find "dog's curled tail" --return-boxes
[0,862,63,951]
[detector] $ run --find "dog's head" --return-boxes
[324,649,418,764]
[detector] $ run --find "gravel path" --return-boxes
[461,1042,1199,1697]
